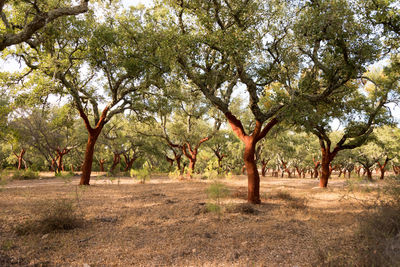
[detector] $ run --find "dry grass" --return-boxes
[15,198,84,235]
[0,174,392,266]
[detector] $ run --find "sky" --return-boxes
[122,0,153,8]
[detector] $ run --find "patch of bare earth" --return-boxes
[0,174,376,266]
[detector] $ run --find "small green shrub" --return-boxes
[203,169,219,180]
[130,165,151,184]
[225,171,234,180]
[206,182,230,218]
[168,167,182,180]
[12,169,39,180]
[15,199,83,235]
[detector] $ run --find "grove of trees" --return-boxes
[1,0,399,204]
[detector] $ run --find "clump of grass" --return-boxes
[274,190,294,201]
[206,182,230,218]
[15,199,83,235]
[272,190,308,210]
[11,169,39,180]
[226,203,258,215]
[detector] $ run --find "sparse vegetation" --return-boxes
[272,190,308,210]
[11,169,39,180]
[15,198,83,235]
[206,182,230,217]
[355,179,400,266]
[130,166,151,184]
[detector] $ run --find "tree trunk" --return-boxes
[80,132,101,185]
[296,167,302,178]
[319,149,336,188]
[79,106,109,186]
[319,160,330,188]
[244,139,260,204]
[217,156,224,174]
[57,154,63,173]
[366,168,373,180]
[124,155,137,172]
[110,153,121,173]
[261,162,268,177]
[187,158,196,178]
[242,165,247,175]
[16,148,26,170]
[377,157,389,180]
[99,159,105,172]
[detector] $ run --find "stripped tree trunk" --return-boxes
[79,106,109,185]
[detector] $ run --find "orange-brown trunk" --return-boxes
[17,149,26,170]
[244,139,260,204]
[187,159,196,178]
[79,133,99,185]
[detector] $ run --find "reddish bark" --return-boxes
[98,159,106,172]
[365,168,373,180]
[79,106,109,185]
[225,111,278,204]
[393,165,400,175]
[214,150,226,174]
[123,153,138,172]
[280,160,291,178]
[261,159,269,177]
[319,148,338,188]
[55,147,71,173]
[313,157,320,178]
[14,148,26,170]
[241,165,247,175]
[377,157,390,180]
[110,152,121,173]
[355,166,362,177]
[182,137,210,178]
[295,167,305,178]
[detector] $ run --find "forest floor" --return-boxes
[0,172,393,266]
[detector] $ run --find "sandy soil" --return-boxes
[0,173,379,266]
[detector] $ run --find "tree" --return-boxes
[290,0,394,187]
[11,4,168,184]
[9,105,80,173]
[165,0,296,203]
[372,126,400,179]
[164,0,388,202]
[0,0,89,51]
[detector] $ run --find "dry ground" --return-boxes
[0,173,383,266]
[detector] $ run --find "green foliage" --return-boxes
[15,198,83,235]
[206,182,230,217]
[11,169,39,180]
[168,167,181,180]
[130,165,151,184]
